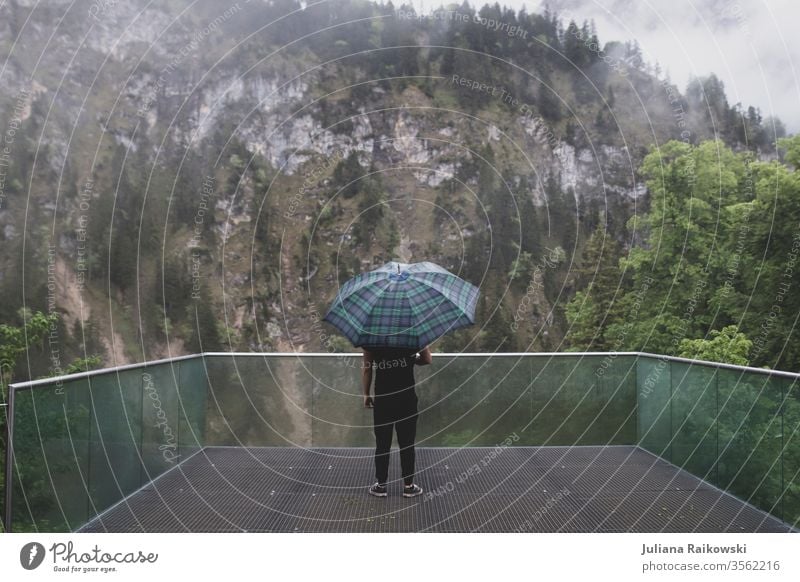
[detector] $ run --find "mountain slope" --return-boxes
[0,0,785,378]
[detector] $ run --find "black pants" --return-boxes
[373,392,418,486]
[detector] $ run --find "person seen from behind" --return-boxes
[362,345,432,497]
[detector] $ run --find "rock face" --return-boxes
[0,0,647,202]
[0,0,766,363]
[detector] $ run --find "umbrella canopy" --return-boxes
[322,261,479,350]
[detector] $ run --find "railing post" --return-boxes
[3,385,14,533]
[635,353,640,446]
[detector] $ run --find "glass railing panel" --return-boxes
[205,355,313,447]
[87,368,144,517]
[11,380,91,532]
[416,355,531,446]
[529,356,576,444]
[1,400,6,528]
[529,357,580,446]
[782,377,800,529]
[311,354,372,447]
[670,361,718,480]
[177,357,207,460]
[596,354,638,444]
[636,355,672,460]
[139,362,181,482]
[716,368,783,523]
[529,355,632,445]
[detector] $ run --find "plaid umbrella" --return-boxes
[322,261,479,349]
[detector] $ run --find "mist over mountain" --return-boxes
[539,0,799,131]
[0,0,794,381]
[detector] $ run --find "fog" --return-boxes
[411,0,800,133]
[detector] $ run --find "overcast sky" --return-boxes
[408,0,800,132]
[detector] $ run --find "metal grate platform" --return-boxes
[78,446,793,533]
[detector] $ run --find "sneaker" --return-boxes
[402,483,423,498]
[368,482,387,497]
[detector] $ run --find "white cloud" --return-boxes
[410,0,800,131]
[543,0,800,131]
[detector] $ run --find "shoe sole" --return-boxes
[369,490,387,497]
[402,489,423,498]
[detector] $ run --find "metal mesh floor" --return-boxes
[78,446,793,533]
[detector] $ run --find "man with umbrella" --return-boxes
[323,261,479,498]
[361,343,431,497]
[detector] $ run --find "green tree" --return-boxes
[1,309,58,391]
[187,288,223,353]
[678,325,752,366]
[563,20,592,69]
[508,251,535,284]
[332,152,363,199]
[725,138,800,369]
[611,140,744,353]
[564,224,623,349]
[158,254,192,323]
[686,74,734,141]
[1,310,102,532]
[779,134,800,169]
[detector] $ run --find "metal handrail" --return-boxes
[7,353,205,391]
[636,351,800,380]
[7,350,799,392]
[3,385,12,533]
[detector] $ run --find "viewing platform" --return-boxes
[4,352,798,533]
